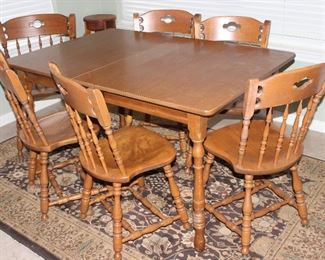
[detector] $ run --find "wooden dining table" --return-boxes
[8,28,295,251]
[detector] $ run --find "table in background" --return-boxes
[83,14,116,35]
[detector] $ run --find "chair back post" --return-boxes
[238,63,325,167]
[68,14,76,39]
[49,63,127,175]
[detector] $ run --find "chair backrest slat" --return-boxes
[0,52,48,146]
[274,104,289,164]
[286,100,303,159]
[0,13,76,58]
[239,63,325,167]
[194,15,270,48]
[258,107,273,167]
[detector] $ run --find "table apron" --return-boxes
[103,92,191,125]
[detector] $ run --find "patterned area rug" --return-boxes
[0,130,324,259]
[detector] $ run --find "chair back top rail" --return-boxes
[134,9,198,37]
[194,15,270,48]
[238,63,325,167]
[0,13,76,58]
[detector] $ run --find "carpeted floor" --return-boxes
[0,129,324,259]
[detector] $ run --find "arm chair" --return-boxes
[133,10,199,168]
[202,63,325,255]
[0,52,100,221]
[0,13,76,158]
[49,63,190,260]
[194,15,271,116]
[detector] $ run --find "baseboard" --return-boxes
[0,98,61,128]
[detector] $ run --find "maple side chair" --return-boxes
[202,63,325,255]
[0,13,76,102]
[0,13,76,158]
[0,52,98,221]
[193,15,271,115]
[50,62,190,260]
[133,9,200,167]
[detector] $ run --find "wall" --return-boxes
[52,0,117,37]
[1,1,324,132]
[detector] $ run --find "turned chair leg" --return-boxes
[112,183,123,260]
[184,145,193,174]
[241,174,254,255]
[80,174,93,219]
[163,165,190,229]
[17,136,24,161]
[203,153,215,186]
[291,164,308,226]
[178,130,188,159]
[28,151,37,188]
[39,152,49,221]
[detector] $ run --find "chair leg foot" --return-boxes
[39,152,49,221]
[291,164,308,226]
[241,175,253,256]
[113,183,123,260]
[80,174,93,219]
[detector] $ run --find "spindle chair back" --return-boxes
[194,15,270,48]
[50,62,190,260]
[203,63,325,255]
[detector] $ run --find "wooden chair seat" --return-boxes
[203,63,325,255]
[81,126,176,183]
[204,120,302,175]
[18,111,77,152]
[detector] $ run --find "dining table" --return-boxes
[8,28,295,251]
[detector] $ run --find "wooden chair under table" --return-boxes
[202,63,325,255]
[0,13,76,158]
[50,63,190,260]
[133,9,200,167]
[0,52,100,221]
[193,15,271,115]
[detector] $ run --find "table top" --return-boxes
[8,29,295,116]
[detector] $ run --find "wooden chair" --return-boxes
[202,63,325,255]
[194,15,271,115]
[133,9,198,165]
[0,13,76,158]
[0,13,76,100]
[134,9,196,37]
[0,52,89,221]
[50,63,190,260]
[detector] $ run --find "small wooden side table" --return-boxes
[83,14,116,35]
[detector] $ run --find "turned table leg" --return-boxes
[188,114,208,252]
